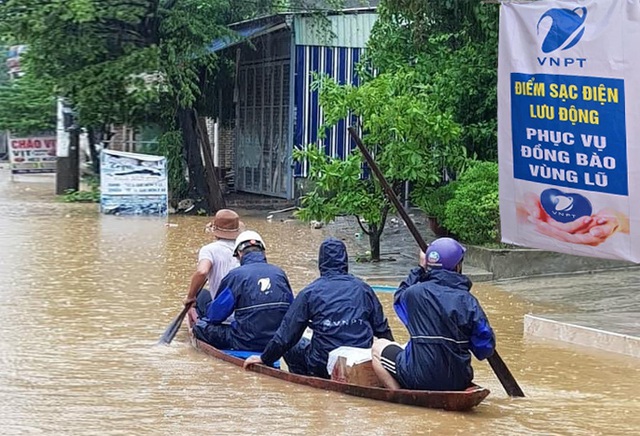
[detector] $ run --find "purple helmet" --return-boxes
[425,237,466,271]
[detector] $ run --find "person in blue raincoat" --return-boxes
[243,237,394,378]
[371,237,495,391]
[193,230,294,352]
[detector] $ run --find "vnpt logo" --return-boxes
[536,7,587,68]
[540,188,592,223]
[537,7,587,53]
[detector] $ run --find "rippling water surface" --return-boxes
[0,171,638,435]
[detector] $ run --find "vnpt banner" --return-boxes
[100,149,168,216]
[498,0,639,261]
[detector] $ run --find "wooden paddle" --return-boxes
[158,282,207,345]
[347,127,525,398]
[158,303,192,345]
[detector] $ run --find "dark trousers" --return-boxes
[282,338,330,379]
[192,319,233,349]
[196,288,212,318]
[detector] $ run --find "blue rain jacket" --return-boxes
[393,267,495,391]
[204,251,294,351]
[261,238,394,377]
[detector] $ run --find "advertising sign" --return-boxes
[100,149,168,216]
[498,0,640,262]
[498,0,639,261]
[8,135,57,174]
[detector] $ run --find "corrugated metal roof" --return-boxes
[298,0,379,10]
[294,12,377,48]
[208,21,288,53]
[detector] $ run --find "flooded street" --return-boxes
[0,170,638,435]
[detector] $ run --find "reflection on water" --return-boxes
[0,171,638,435]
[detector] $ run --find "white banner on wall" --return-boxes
[498,0,640,262]
[100,149,168,216]
[55,98,69,158]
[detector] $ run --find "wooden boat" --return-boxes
[186,309,490,411]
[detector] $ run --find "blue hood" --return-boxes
[318,237,348,276]
[240,250,267,265]
[427,268,472,292]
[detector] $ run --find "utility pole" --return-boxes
[55,98,80,195]
[55,126,80,195]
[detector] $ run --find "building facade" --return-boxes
[212,6,377,199]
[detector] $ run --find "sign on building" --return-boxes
[498,0,638,262]
[8,135,57,174]
[100,149,168,216]
[6,45,26,80]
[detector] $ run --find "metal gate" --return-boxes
[235,31,291,198]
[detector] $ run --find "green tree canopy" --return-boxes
[0,70,56,135]
[295,0,500,256]
[368,0,500,161]
[0,0,349,209]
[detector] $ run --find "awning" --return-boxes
[208,21,289,53]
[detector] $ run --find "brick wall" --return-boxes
[204,118,235,171]
[219,123,235,170]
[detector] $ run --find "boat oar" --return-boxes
[158,283,207,345]
[347,126,525,398]
[158,304,192,345]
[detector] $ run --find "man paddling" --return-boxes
[244,237,394,377]
[371,237,495,391]
[184,209,244,316]
[193,231,294,351]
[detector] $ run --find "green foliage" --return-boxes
[443,161,500,245]
[60,177,100,203]
[315,70,465,186]
[293,145,388,227]
[0,72,56,135]
[293,144,391,261]
[158,130,188,200]
[0,0,273,133]
[369,0,499,161]
[413,181,458,223]
[298,1,484,259]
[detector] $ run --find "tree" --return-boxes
[294,146,391,261]
[0,0,349,209]
[0,0,262,210]
[295,0,499,258]
[295,70,464,261]
[368,0,500,161]
[0,72,56,135]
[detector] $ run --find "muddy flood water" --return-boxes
[0,171,639,435]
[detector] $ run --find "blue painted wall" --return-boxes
[293,45,364,177]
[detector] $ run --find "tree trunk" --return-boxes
[368,225,382,262]
[366,205,390,262]
[87,127,100,176]
[177,107,210,210]
[196,117,226,212]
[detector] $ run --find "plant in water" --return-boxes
[61,188,100,203]
[60,176,100,203]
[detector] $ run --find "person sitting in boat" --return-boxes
[192,230,294,352]
[243,237,394,378]
[371,237,495,391]
[183,209,245,317]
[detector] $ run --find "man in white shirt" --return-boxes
[184,209,244,315]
